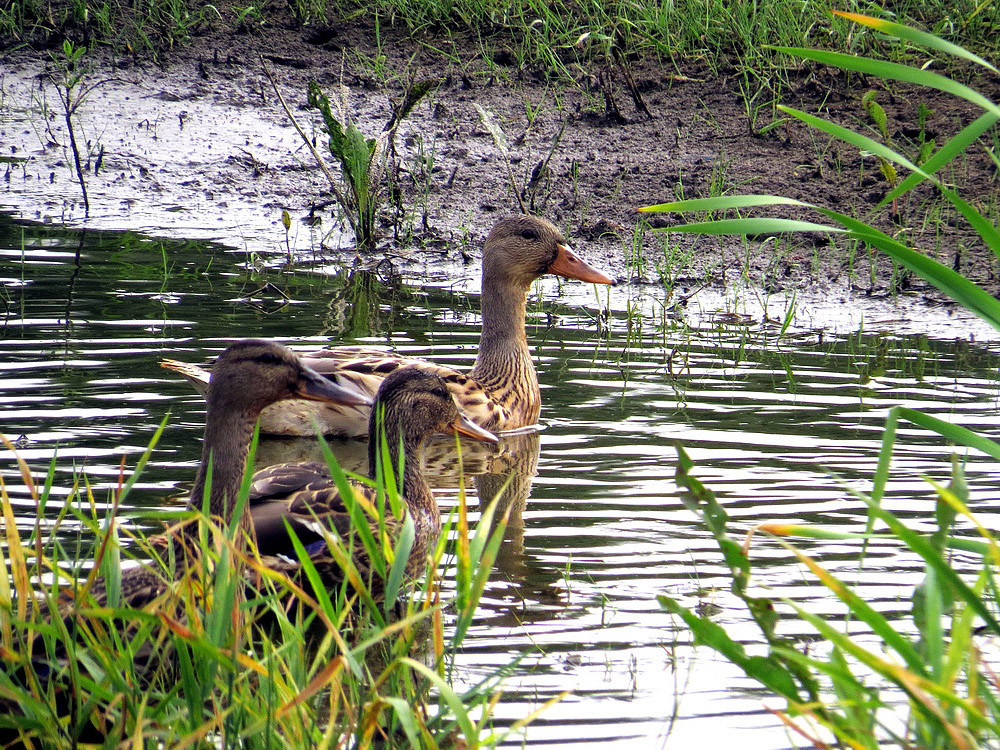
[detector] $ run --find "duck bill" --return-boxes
[548,243,614,285]
[451,413,500,444]
[295,366,372,407]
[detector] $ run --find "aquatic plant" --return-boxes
[644,13,1000,748]
[0,427,525,747]
[664,443,1000,749]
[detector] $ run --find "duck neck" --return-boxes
[189,403,258,538]
[469,273,540,425]
[476,272,528,355]
[368,421,439,534]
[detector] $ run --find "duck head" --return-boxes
[482,214,614,289]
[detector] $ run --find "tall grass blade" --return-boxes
[883,112,1000,205]
[857,496,1000,636]
[383,512,414,613]
[778,105,928,178]
[896,407,1000,460]
[773,539,926,674]
[826,646,878,746]
[658,595,802,701]
[666,217,841,235]
[639,195,809,213]
[377,696,422,747]
[400,657,477,744]
[316,433,385,579]
[780,602,993,744]
[840,230,1000,330]
[832,11,999,74]
[771,49,1000,117]
[454,494,509,644]
[113,414,169,507]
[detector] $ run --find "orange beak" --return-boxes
[547,243,614,285]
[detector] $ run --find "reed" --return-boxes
[0,428,521,748]
[647,14,1000,747]
[641,13,1000,329]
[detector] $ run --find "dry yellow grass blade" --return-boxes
[277,656,346,718]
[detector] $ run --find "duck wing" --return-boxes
[248,461,375,556]
[307,347,513,427]
[261,348,510,437]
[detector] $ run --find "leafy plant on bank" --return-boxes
[304,78,437,251]
[0,427,527,747]
[644,12,1000,748]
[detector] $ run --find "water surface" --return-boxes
[2,214,999,747]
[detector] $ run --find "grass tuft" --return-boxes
[0,429,522,747]
[650,15,1000,748]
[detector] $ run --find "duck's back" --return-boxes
[257,347,517,437]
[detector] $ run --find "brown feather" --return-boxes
[161,215,612,437]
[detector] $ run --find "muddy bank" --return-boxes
[2,16,998,309]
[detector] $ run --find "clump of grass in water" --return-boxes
[645,13,1000,747]
[0,427,531,747]
[663,439,1000,748]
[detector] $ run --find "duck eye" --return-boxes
[520,229,538,240]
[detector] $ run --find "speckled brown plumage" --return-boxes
[69,339,372,612]
[161,215,613,438]
[246,367,498,584]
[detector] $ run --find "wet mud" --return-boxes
[2,14,998,306]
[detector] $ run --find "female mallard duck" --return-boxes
[161,215,613,438]
[86,339,372,609]
[247,367,498,582]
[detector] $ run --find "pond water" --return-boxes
[2,213,1000,748]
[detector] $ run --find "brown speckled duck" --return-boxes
[86,339,372,610]
[161,215,613,438]
[248,367,498,583]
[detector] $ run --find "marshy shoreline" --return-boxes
[2,7,998,307]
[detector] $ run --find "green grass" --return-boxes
[0,0,219,58]
[645,14,1000,748]
[663,439,1000,749]
[0,428,525,747]
[4,1,998,78]
[641,11,1000,330]
[346,0,1000,83]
